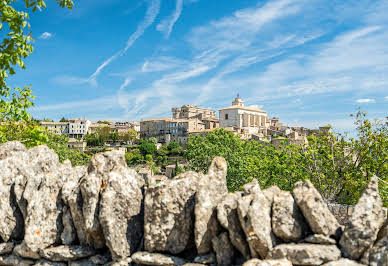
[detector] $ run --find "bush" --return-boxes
[139,140,157,156]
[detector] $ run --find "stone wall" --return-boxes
[0,141,386,266]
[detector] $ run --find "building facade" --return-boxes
[40,122,69,135]
[219,96,269,136]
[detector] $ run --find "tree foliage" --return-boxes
[1,0,73,122]
[186,112,387,206]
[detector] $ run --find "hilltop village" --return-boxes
[40,96,329,154]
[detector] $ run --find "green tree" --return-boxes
[1,0,73,122]
[139,140,157,156]
[59,117,68,122]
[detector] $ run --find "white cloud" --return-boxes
[157,0,183,38]
[356,98,375,103]
[39,32,52,39]
[385,96,388,101]
[32,96,118,112]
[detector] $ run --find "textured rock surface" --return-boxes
[272,191,307,242]
[262,186,281,207]
[269,243,341,265]
[0,242,14,255]
[99,168,143,260]
[321,258,365,265]
[217,192,250,258]
[131,251,187,266]
[193,253,216,264]
[0,254,34,265]
[238,179,274,259]
[144,171,200,254]
[33,259,67,266]
[61,206,76,245]
[39,245,96,262]
[340,176,385,260]
[243,258,292,266]
[367,222,388,266]
[212,232,235,265]
[293,180,340,236]
[194,157,228,254]
[304,234,336,245]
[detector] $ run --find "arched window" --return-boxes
[225,114,229,120]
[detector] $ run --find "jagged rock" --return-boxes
[321,258,365,265]
[80,150,144,249]
[217,192,250,258]
[39,245,96,262]
[243,258,292,266]
[99,168,144,260]
[13,145,66,257]
[183,264,205,266]
[0,254,34,265]
[131,251,187,266]
[304,234,336,245]
[262,186,281,206]
[340,176,386,260]
[0,142,27,242]
[61,165,88,245]
[193,253,216,264]
[103,257,132,266]
[367,221,388,266]
[33,260,67,266]
[293,180,340,236]
[144,171,200,254]
[61,205,77,245]
[212,232,234,265]
[13,239,41,259]
[268,243,341,265]
[0,242,14,255]
[272,191,307,242]
[194,157,228,254]
[237,179,274,258]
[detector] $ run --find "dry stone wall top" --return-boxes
[0,141,386,265]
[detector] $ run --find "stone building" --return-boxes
[40,118,91,138]
[172,105,216,120]
[40,121,69,135]
[219,96,269,136]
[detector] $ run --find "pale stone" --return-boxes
[61,206,76,245]
[99,169,144,260]
[33,260,67,266]
[39,245,96,262]
[293,180,340,236]
[0,254,34,265]
[304,234,336,245]
[268,243,341,265]
[340,176,386,260]
[131,251,187,266]
[103,257,132,266]
[13,242,40,259]
[0,242,14,255]
[144,171,200,254]
[322,258,365,265]
[194,157,228,254]
[272,191,307,242]
[217,192,250,258]
[368,221,388,266]
[212,232,234,265]
[238,179,274,258]
[262,186,281,206]
[243,258,292,266]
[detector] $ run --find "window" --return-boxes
[225,114,229,120]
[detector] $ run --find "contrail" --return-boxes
[89,0,161,85]
[157,0,183,38]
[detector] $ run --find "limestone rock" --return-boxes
[0,242,14,255]
[217,192,250,258]
[144,171,200,254]
[237,179,274,258]
[243,258,292,266]
[304,234,336,245]
[293,180,340,236]
[368,222,388,266]
[61,165,88,245]
[272,191,307,242]
[212,232,234,265]
[340,176,386,260]
[61,206,77,245]
[13,242,40,259]
[0,254,34,265]
[193,253,216,264]
[33,260,67,266]
[39,245,96,262]
[131,251,187,266]
[268,243,341,265]
[99,168,144,260]
[321,258,365,265]
[0,142,27,242]
[104,257,132,266]
[262,186,281,206]
[194,157,228,254]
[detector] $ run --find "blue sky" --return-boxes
[10,0,388,131]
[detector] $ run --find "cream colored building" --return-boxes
[172,105,216,120]
[40,122,69,135]
[219,96,269,135]
[68,118,91,138]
